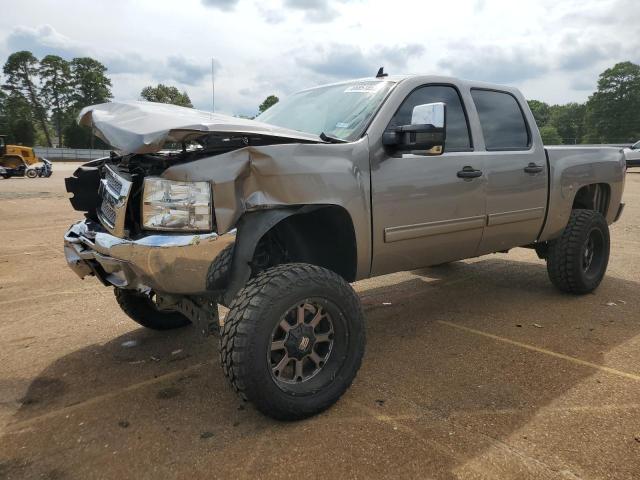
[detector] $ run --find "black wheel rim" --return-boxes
[582,228,605,278]
[268,300,335,386]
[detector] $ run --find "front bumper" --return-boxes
[64,220,235,294]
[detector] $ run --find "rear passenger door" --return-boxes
[471,89,548,254]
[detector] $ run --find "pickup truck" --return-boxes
[64,74,627,420]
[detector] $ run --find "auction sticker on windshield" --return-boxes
[344,82,385,93]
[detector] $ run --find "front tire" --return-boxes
[114,288,191,330]
[220,263,365,420]
[25,168,37,178]
[546,209,610,294]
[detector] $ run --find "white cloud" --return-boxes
[1,0,639,115]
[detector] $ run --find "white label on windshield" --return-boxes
[344,82,384,93]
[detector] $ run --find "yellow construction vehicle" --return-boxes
[0,135,43,178]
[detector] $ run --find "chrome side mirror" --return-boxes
[382,102,447,154]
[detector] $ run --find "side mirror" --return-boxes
[382,102,446,155]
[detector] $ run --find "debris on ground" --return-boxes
[118,420,130,428]
[171,349,183,356]
[121,340,138,348]
[605,302,617,307]
[375,399,385,406]
[382,302,392,306]
[200,431,214,439]
[533,324,543,328]
[150,356,160,362]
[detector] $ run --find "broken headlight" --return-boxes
[142,178,212,231]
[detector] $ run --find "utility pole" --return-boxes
[211,58,215,114]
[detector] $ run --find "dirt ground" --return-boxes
[1,163,639,480]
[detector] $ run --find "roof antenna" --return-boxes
[376,67,388,78]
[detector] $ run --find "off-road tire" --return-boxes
[546,209,610,294]
[114,288,191,330]
[220,263,365,420]
[206,243,234,291]
[25,168,37,179]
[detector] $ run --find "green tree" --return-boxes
[0,89,8,138]
[548,103,586,144]
[539,125,562,144]
[69,57,112,108]
[584,61,640,143]
[40,55,72,147]
[64,57,113,149]
[12,118,36,146]
[1,91,37,145]
[2,51,52,146]
[527,100,551,127]
[140,84,193,107]
[258,95,279,113]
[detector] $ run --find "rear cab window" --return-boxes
[471,89,530,150]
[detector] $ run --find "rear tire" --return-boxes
[114,288,191,330]
[220,263,365,420]
[546,209,610,294]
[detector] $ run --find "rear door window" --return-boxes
[471,89,530,150]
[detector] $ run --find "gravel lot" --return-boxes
[1,163,640,479]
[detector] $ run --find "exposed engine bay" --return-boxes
[64,133,310,236]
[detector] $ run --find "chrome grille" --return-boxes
[98,166,132,237]
[100,194,118,226]
[105,169,123,195]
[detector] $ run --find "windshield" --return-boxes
[633,140,640,150]
[256,80,394,142]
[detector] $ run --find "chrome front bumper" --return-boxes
[64,220,235,294]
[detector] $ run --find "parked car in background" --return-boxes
[624,140,640,167]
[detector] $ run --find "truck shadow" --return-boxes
[3,257,639,478]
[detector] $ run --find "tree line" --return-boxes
[0,49,280,149]
[0,51,113,148]
[528,61,640,145]
[3,48,635,149]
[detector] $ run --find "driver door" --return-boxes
[370,84,487,276]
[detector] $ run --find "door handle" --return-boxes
[457,166,483,179]
[524,163,544,174]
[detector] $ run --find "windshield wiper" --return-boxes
[320,132,348,144]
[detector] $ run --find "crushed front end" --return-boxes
[63,154,235,330]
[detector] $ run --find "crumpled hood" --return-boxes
[78,101,322,154]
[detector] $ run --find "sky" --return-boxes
[1,0,639,117]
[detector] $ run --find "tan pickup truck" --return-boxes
[64,74,626,420]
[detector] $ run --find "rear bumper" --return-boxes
[64,220,235,294]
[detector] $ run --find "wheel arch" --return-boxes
[222,205,358,305]
[571,183,610,216]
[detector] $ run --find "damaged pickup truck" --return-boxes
[64,75,626,420]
